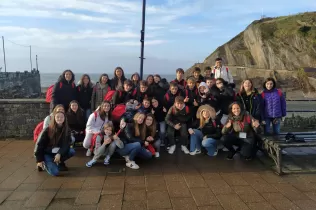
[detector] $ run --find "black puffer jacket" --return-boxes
[66,109,86,132]
[212,85,235,115]
[77,83,93,110]
[51,73,77,111]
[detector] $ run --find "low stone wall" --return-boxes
[0,99,49,139]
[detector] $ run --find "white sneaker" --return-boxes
[189,149,201,156]
[86,149,92,157]
[213,149,218,156]
[126,161,139,169]
[104,155,110,165]
[168,145,176,154]
[181,145,190,154]
[155,152,160,158]
[222,147,229,152]
[123,156,130,162]
[86,159,97,167]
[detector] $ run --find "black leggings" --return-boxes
[222,134,256,158]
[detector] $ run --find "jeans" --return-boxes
[85,109,92,122]
[153,140,161,152]
[116,142,141,161]
[137,147,153,159]
[190,129,217,156]
[44,148,75,176]
[159,121,166,144]
[264,118,281,135]
[190,129,203,152]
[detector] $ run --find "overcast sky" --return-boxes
[0,0,315,74]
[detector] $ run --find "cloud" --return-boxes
[106,40,167,46]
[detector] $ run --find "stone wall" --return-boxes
[0,70,41,99]
[0,99,49,139]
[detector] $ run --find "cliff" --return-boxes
[202,12,316,70]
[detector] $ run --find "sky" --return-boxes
[0,0,316,74]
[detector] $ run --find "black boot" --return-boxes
[58,162,68,171]
[226,151,236,160]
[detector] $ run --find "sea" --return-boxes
[40,73,175,88]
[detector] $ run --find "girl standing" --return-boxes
[91,74,111,111]
[261,78,286,135]
[111,67,126,90]
[77,74,94,121]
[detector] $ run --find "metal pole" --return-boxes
[139,0,146,80]
[36,55,38,71]
[30,45,33,70]
[2,36,7,72]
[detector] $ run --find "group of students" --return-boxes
[34,57,287,176]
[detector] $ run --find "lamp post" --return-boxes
[139,0,146,80]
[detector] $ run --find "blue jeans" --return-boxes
[44,148,75,176]
[190,129,217,156]
[190,129,203,152]
[137,147,153,159]
[159,121,166,143]
[116,142,141,161]
[264,118,281,135]
[85,109,92,122]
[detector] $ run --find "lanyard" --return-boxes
[237,116,247,132]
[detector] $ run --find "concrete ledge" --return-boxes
[0,99,47,104]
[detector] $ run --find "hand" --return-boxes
[174,123,181,130]
[135,103,141,109]
[151,109,155,114]
[193,99,198,106]
[225,120,232,128]
[120,120,126,129]
[113,134,119,140]
[54,154,61,164]
[188,128,195,135]
[80,131,84,134]
[252,119,260,128]
[103,137,112,145]
[37,162,44,169]
[163,107,167,112]
[144,141,149,146]
[261,121,266,125]
[184,96,189,103]
[203,136,207,140]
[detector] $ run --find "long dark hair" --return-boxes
[99,101,112,121]
[98,73,110,85]
[48,111,69,146]
[68,100,84,121]
[58,69,75,83]
[79,74,92,87]
[144,113,156,139]
[228,102,245,118]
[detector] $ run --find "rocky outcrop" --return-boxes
[202,12,316,70]
[0,70,41,99]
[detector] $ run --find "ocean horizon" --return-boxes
[40,73,175,87]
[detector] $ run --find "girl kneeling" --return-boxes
[188,105,222,156]
[35,111,75,176]
[86,122,124,167]
[222,102,261,160]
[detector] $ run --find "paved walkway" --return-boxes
[0,141,316,210]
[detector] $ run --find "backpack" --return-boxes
[33,115,51,142]
[165,92,180,102]
[146,144,155,155]
[112,104,126,122]
[261,89,282,99]
[172,106,190,115]
[45,82,75,103]
[102,87,114,101]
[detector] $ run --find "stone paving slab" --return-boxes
[0,140,316,209]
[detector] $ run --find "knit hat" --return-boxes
[196,104,216,119]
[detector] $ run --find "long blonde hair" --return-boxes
[133,112,145,139]
[199,107,216,128]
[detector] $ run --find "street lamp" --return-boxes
[139,0,146,80]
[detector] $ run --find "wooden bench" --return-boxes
[258,132,316,175]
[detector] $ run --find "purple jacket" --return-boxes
[261,88,286,119]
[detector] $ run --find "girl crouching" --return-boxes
[35,111,75,176]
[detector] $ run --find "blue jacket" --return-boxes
[261,88,286,119]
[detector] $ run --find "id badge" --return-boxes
[52,147,60,153]
[239,132,247,139]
